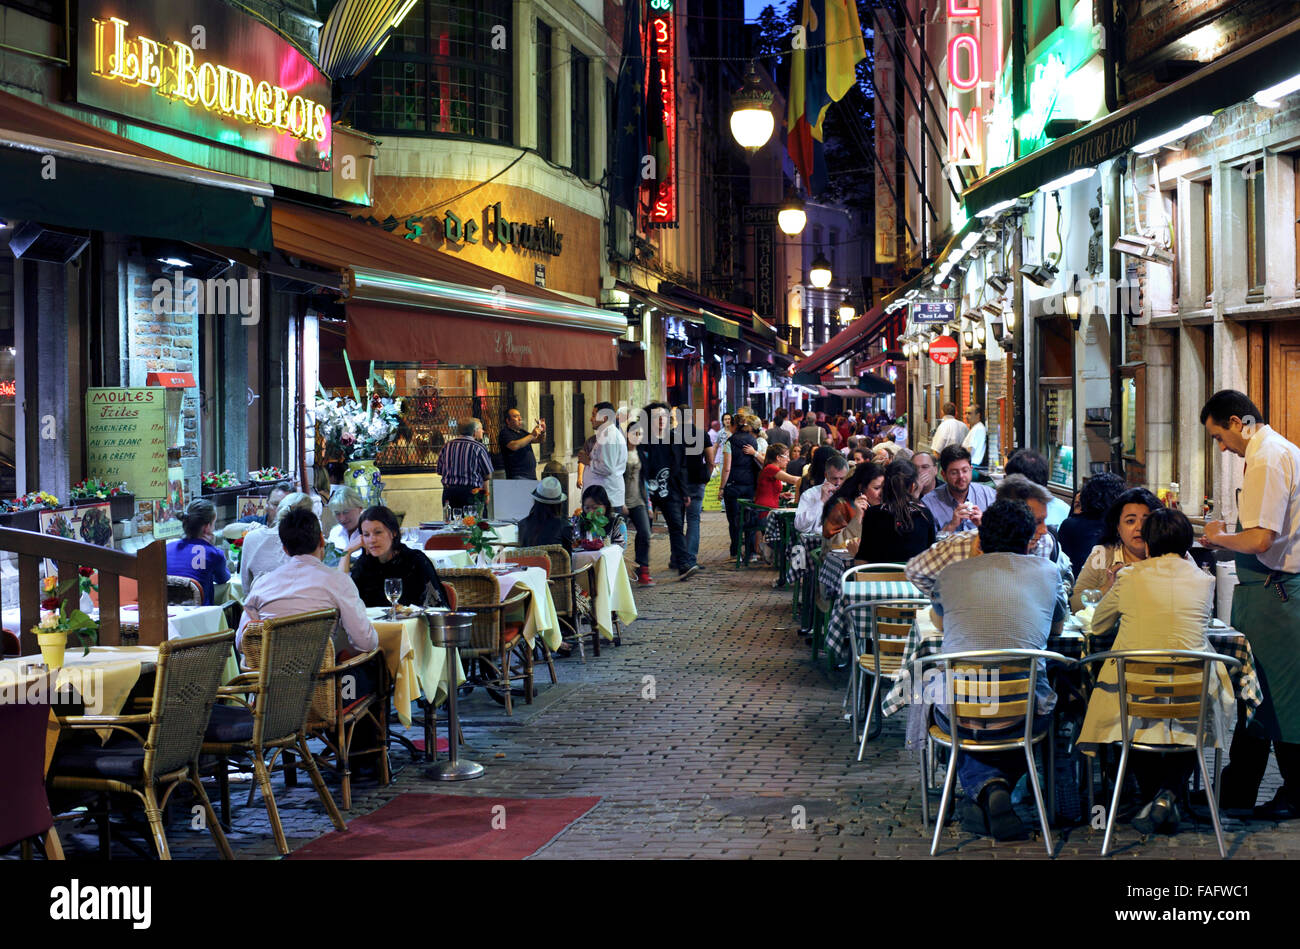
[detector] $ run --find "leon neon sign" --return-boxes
[92,17,329,144]
[946,0,995,167]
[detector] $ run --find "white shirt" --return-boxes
[930,415,969,455]
[584,423,628,508]
[781,419,799,442]
[328,523,360,552]
[237,554,377,654]
[962,421,987,466]
[240,524,288,593]
[1240,424,1300,573]
[794,484,829,534]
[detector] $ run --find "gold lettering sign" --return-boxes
[92,16,328,144]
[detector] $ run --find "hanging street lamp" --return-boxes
[730,62,775,151]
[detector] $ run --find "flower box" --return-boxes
[0,508,40,532]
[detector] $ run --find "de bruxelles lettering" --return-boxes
[91,15,329,144]
[364,203,565,257]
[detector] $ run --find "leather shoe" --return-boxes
[982,784,1029,841]
[1188,787,1254,818]
[1252,791,1300,822]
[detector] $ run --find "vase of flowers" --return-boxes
[573,507,609,551]
[462,514,497,565]
[33,574,98,668]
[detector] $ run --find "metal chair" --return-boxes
[165,575,204,606]
[1079,649,1241,858]
[0,673,63,859]
[496,551,558,683]
[440,568,533,714]
[202,609,347,855]
[834,562,906,694]
[735,499,772,568]
[850,597,930,759]
[920,648,1071,857]
[49,630,235,860]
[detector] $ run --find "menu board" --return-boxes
[85,388,167,500]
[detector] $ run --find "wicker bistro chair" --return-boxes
[166,575,204,606]
[440,568,533,714]
[1079,649,1242,858]
[202,610,347,855]
[920,648,1072,857]
[425,533,469,550]
[851,598,931,760]
[48,630,235,860]
[240,621,389,811]
[517,544,596,658]
[497,552,559,683]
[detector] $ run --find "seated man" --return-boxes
[930,499,1068,840]
[906,474,1072,608]
[793,454,849,534]
[237,507,378,658]
[921,446,997,536]
[1005,448,1071,528]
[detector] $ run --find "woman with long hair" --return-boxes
[857,459,936,562]
[1071,487,1163,612]
[349,505,449,608]
[518,477,575,549]
[574,484,628,549]
[798,445,835,496]
[820,461,886,557]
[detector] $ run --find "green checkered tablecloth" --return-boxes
[823,579,924,663]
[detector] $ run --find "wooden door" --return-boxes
[1270,323,1300,445]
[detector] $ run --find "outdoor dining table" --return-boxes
[364,607,466,727]
[823,577,923,664]
[762,508,799,585]
[570,545,638,641]
[491,565,562,652]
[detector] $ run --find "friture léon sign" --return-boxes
[76,0,332,170]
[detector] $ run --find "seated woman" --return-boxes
[820,461,885,558]
[1071,487,1163,613]
[1077,508,1234,836]
[347,505,449,608]
[1057,472,1126,582]
[517,477,574,549]
[572,484,628,550]
[857,459,936,563]
[165,499,230,605]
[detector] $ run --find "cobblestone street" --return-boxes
[62,511,1296,861]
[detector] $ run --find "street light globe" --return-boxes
[838,302,855,322]
[777,203,807,236]
[730,64,775,151]
[809,251,832,289]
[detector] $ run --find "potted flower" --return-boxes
[70,478,134,521]
[202,470,243,495]
[249,466,287,483]
[573,506,609,551]
[33,573,98,668]
[0,491,61,531]
[312,359,404,502]
[462,514,498,567]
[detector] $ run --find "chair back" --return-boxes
[0,675,56,848]
[861,598,928,677]
[425,534,469,550]
[253,609,339,746]
[517,545,574,615]
[504,555,551,575]
[841,563,906,590]
[166,575,204,606]
[439,568,505,651]
[922,648,1070,738]
[143,630,235,778]
[1083,649,1241,747]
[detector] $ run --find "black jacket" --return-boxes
[350,544,449,608]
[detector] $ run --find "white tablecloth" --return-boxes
[571,545,638,641]
[3,604,228,642]
[408,524,519,548]
[495,566,561,651]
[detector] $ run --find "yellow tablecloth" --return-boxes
[496,566,561,652]
[366,608,466,726]
[572,545,639,641]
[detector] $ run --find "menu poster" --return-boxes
[236,496,270,523]
[85,388,168,500]
[38,502,113,574]
[135,501,155,535]
[152,466,186,540]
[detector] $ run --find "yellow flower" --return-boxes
[39,612,58,629]
[41,575,57,593]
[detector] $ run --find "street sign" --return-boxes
[741,205,779,226]
[929,335,959,365]
[911,301,955,324]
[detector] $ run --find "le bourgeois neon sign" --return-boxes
[92,16,329,145]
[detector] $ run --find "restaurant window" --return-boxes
[1245,165,1266,296]
[1037,315,1073,488]
[350,0,513,143]
[1165,186,1179,306]
[1202,180,1213,304]
[536,21,552,160]
[571,47,591,180]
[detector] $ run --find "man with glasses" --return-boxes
[921,445,996,536]
[1199,390,1300,820]
[794,453,849,534]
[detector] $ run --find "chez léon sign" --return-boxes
[355,203,565,258]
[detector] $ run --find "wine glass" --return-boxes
[1080,588,1103,622]
[384,578,403,619]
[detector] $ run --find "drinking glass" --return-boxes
[384,578,403,619]
[1080,588,1103,610]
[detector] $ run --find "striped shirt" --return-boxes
[437,435,494,488]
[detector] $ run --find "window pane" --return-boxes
[537,22,552,160]
[368,61,426,131]
[571,48,590,180]
[1254,171,1267,287]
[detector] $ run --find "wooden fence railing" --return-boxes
[0,527,168,654]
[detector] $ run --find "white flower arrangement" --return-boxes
[313,394,404,462]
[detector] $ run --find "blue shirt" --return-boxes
[921,480,997,534]
[165,538,231,605]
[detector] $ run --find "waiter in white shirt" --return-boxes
[962,403,987,469]
[1200,390,1300,820]
[930,401,969,455]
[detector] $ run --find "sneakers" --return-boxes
[678,564,701,581]
[635,566,656,587]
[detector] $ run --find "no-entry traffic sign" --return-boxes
[928,335,959,365]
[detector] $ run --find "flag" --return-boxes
[611,0,646,214]
[787,0,865,197]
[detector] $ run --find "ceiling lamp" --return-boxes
[1255,71,1300,108]
[729,63,775,151]
[1132,115,1212,155]
[809,250,832,289]
[1039,167,1097,193]
[1113,233,1175,266]
[777,195,807,236]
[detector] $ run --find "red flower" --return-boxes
[231,537,244,548]
[79,566,93,578]
[40,596,60,611]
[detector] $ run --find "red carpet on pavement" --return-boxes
[288,793,601,860]
[410,737,450,753]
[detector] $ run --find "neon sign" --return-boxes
[946,0,996,168]
[647,1,677,226]
[0,380,14,398]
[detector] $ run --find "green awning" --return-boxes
[963,19,1300,216]
[0,134,273,251]
[702,310,742,340]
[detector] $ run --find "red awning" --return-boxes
[792,303,887,375]
[488,343,646,382]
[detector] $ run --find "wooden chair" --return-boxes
[921,648,1071,857]
[852,598,930,759]
[439,568,532,714]
[2,629,19,656]
[48,630,235,860]
[0,674,63,859]
[425,533,469,550]
[1079,649,1241,858]
[516,544,595,658]
[203,610,347,854]
[165,575,204,606]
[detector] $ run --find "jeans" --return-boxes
[661,492,692,572]
[934,709,1052,800]
[684,483,707,563]
[723,483,755,558]
[626,503,652,568]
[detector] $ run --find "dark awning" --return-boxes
[857,373,896,395]
[791,303,887,375]
[963,19,1300,215]
[488,343,646,382]
[0,90,271,250]
[827,388,871,399]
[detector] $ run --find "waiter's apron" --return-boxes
[1232,544,1300,743]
